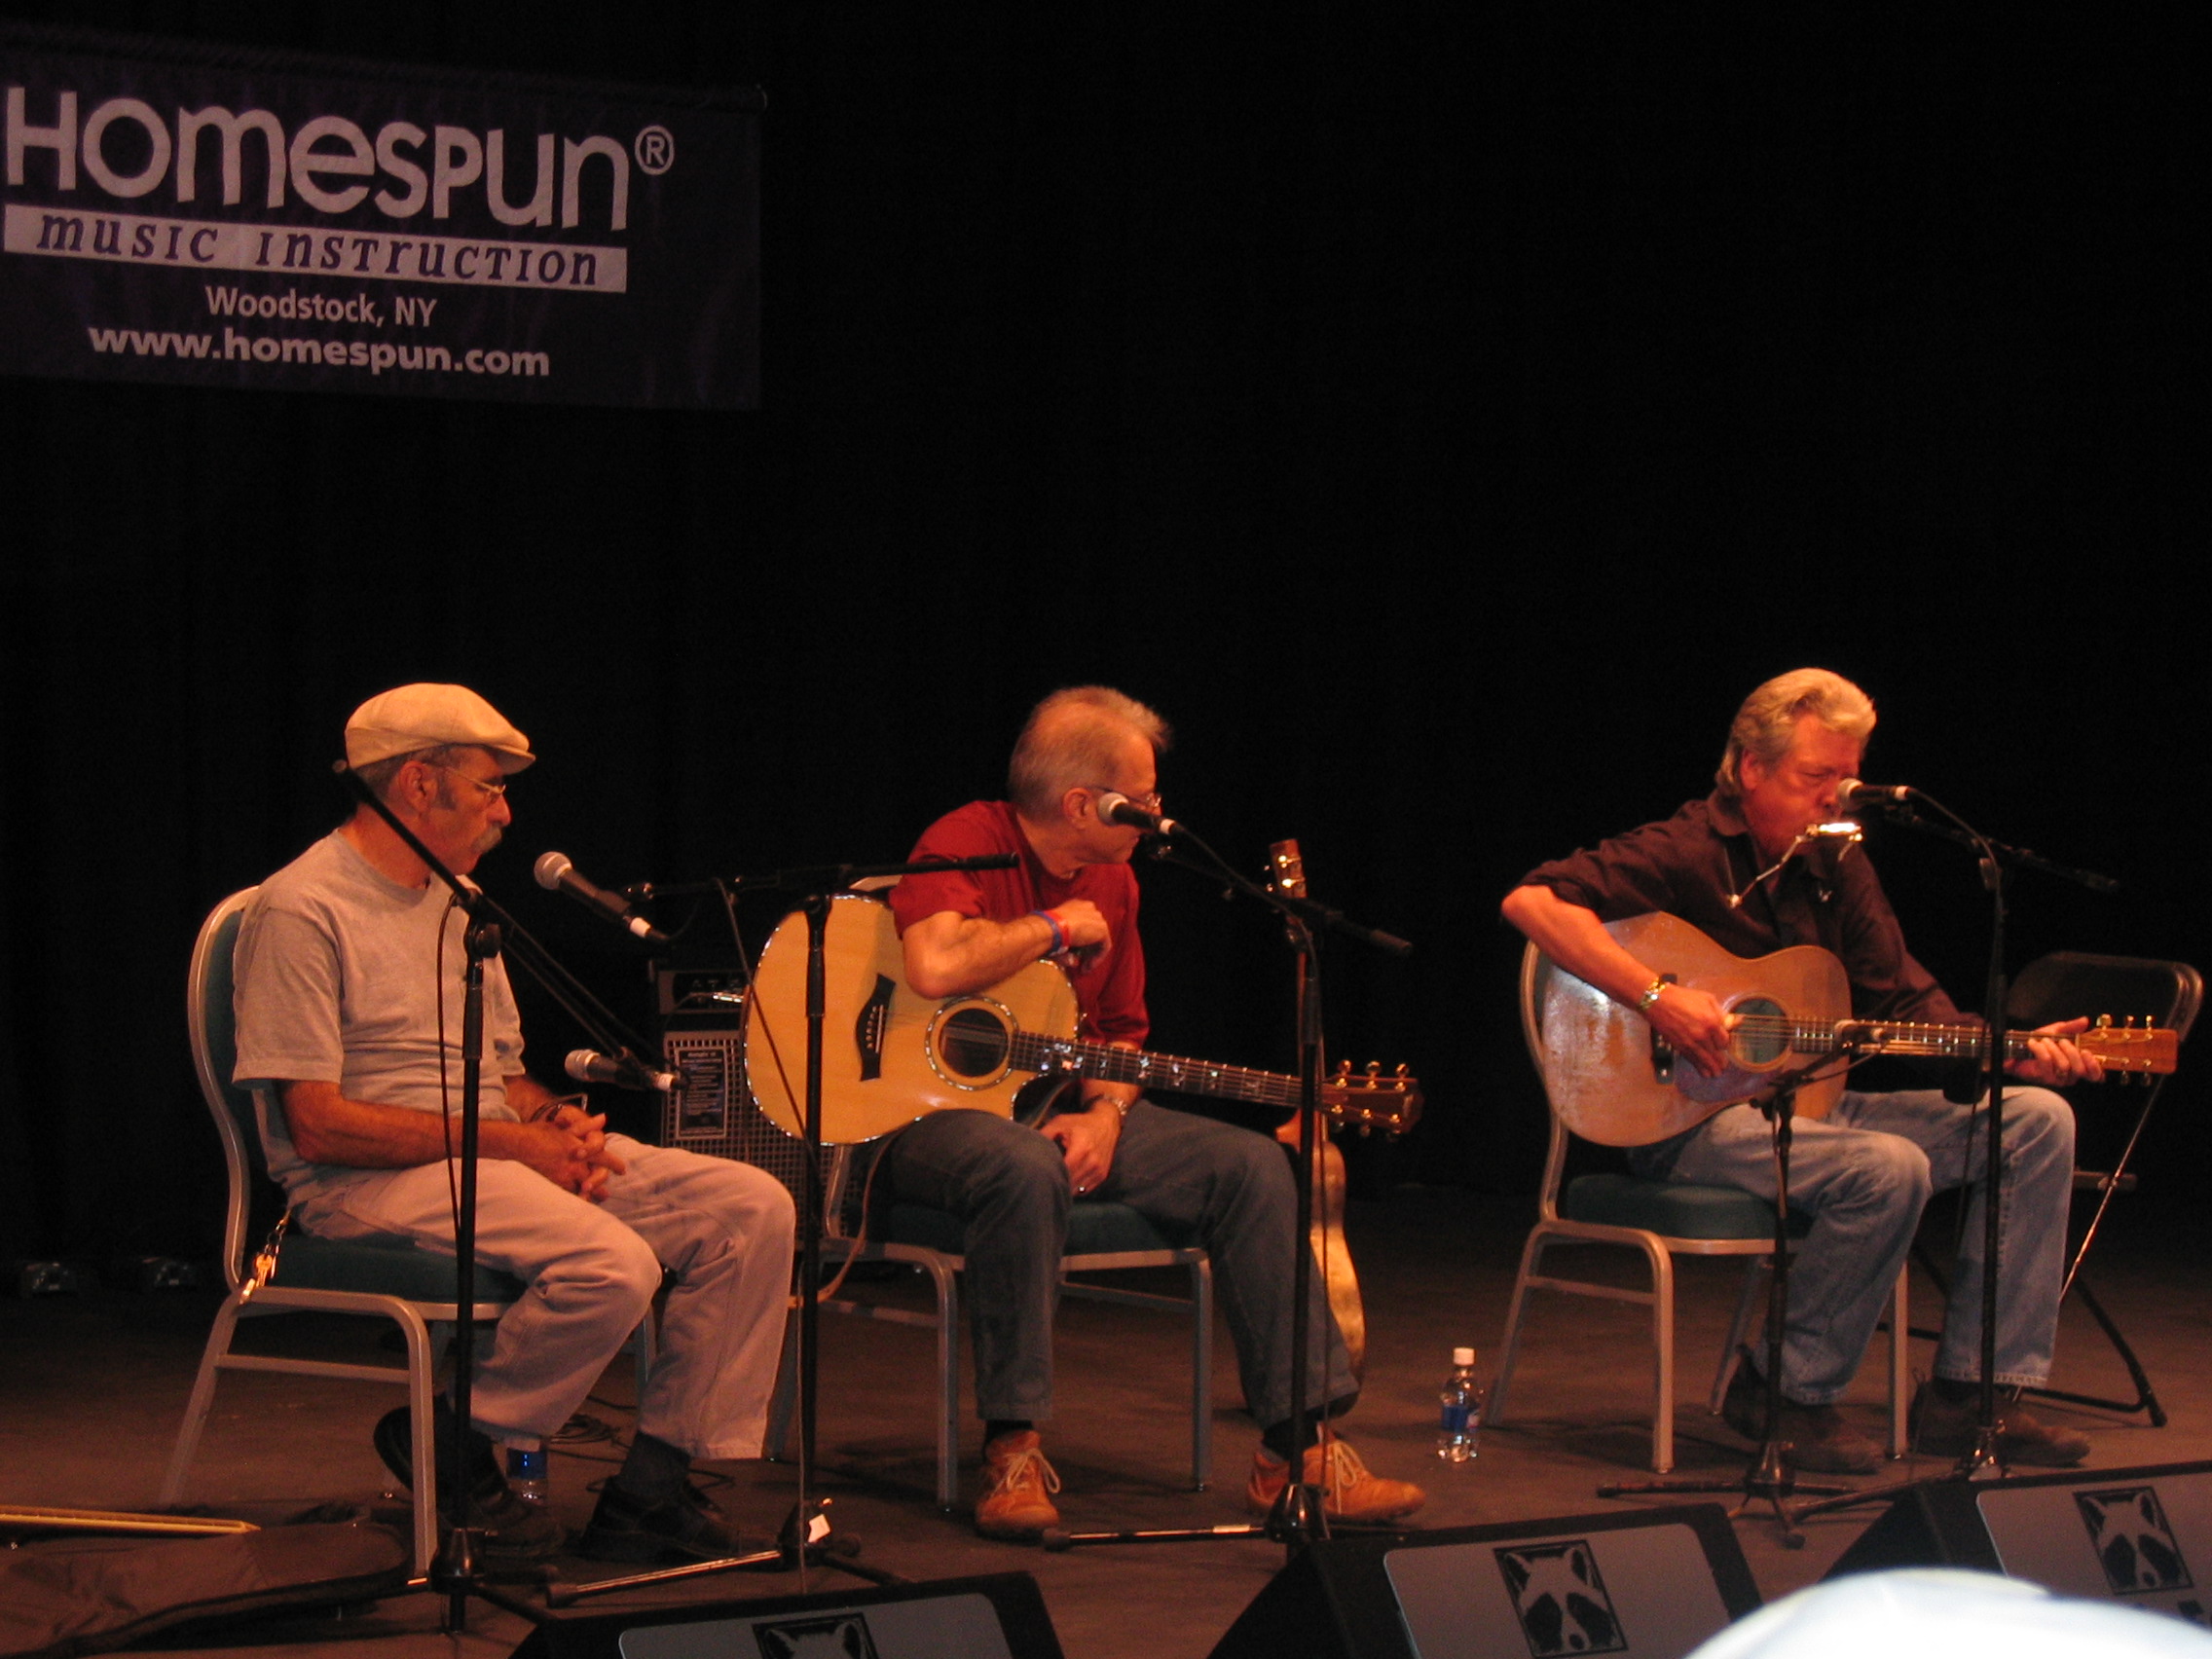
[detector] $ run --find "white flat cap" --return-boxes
[344,683,535,773]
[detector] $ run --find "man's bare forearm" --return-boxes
[1501,885,1656,1008]
[276,1080,547,1169]
[904,912,1061,998]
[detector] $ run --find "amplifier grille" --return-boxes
[659,1026,810,1197]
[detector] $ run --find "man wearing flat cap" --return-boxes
[233,684,795,1561]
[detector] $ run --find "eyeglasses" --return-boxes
[1085,786,1161,815]
[423,760,509,800]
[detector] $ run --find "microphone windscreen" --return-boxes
[534,850,572,890]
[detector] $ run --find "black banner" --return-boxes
[0,23,758,407]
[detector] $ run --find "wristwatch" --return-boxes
[1638,977,1669,1014]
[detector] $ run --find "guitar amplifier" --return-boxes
[657,1023,815,1201]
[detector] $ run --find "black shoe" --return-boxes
[1910,1382,2090,1467]
[372,1405,565,1559]
[576,1481,780,1566]
[1720,1353,1881,1476]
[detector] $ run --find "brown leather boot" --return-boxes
[1720,1358,1882,1475]
[1910,1382,2090,1467]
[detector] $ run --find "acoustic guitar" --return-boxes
[1534,913,2179,1148]
[744,893,1421,1146]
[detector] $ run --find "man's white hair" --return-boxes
[1008,686,1171,818]
[1715,668,1875,798]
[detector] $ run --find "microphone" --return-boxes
[565,1050,678,1092]
[534,851,673,946]
[1095,791,1184,837]
[1836,779,1914,812]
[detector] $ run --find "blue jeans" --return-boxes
[877,1100,1355,1428]
[1653,1088,2075,1402]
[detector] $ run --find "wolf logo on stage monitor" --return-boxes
[2076,1487,2194,1595]
[753,1613,878,1659]
[1496,1538,1628,1656]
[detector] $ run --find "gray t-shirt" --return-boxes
[233,830,526,1201]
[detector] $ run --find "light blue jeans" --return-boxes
[1652,1087,2076,1402]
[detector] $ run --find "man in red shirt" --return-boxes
[880,686,1424,1538]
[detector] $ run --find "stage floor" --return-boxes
[5,1187,2206,1658]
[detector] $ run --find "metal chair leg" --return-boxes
[1644,1239,1676,1475]
[1488,1230,1551,1426]
[158,1293,244,1505]
[1188,1256,1213,1490]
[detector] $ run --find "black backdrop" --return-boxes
[2,6,2201,1266]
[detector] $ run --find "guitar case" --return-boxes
[0,1506,409,1659]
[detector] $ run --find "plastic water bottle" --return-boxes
[1437,1346,1482,1462]
[506,1443,549,1505]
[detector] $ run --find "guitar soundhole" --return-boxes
[938,1007,1013,1081]
[1732,996,1787,1065]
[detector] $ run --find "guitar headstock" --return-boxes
[1320,1060,1422,1137]
[1269,838,1309,901]
[2078,1017,2181,1079]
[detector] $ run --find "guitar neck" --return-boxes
[1833,1019,1991,1062]
[1754,1015,2093,1065]
[1008,1031,1303,1110]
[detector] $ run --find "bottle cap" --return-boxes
[1453,1346,1475,1366]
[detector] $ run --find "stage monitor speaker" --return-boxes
[1827,1458,2212,1626]
[508,1570,1064,1659]
[1207,1502,1760,1659]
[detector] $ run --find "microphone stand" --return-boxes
[336,775,802,1631]
[1596,1061,1852,1547]
[1790,793,2115,1527]
[664,856,1018,1594]
[333,768,532,1632]
[1043,828,1412,1560]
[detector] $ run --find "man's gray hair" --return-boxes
[353,744,474,806]
[1715,669,1876,798]
[1008,686,1171,818]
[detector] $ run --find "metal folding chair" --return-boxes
[1492,943,1908,1472]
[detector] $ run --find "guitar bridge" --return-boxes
[854,975,893,1082]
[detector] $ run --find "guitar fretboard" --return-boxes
[1008,1031,1306,1110]
[1736,1016,2065,1064]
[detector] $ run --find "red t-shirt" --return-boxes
[887,799,1149,1047]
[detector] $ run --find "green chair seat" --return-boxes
[272,1233,529,1303]
[1560,1173,1811,1241]
[883,1199,1193,1257]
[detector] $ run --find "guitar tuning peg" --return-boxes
[2096,1014,2113,1029]
[1365,1059,1381,1077]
